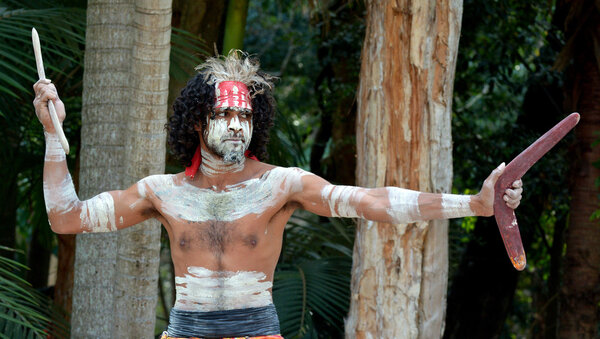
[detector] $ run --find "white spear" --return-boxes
[32,28,70,154]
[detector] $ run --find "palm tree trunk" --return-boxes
[71,0,170,336]
[71,1,131,335]
[346,1,462,338]
[114,0,170,335]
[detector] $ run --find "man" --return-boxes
[34,51,523,338]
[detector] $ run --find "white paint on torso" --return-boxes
[174,266,273,311]
[138,167,309,223]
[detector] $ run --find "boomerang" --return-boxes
[494,112,579,271]
[32,28,70,154]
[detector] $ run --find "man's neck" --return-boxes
[200,148,245,178]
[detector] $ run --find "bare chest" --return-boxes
[141,168,304,256]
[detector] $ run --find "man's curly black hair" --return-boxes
[167,70,276,167]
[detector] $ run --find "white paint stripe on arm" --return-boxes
[80,192,117,232]
[441,194,474,219]
[43,173,78,214]
[44,131,66,162]
[386,187,422,224]
[320,185,366,218]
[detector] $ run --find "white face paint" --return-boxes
[174,266,273,311]
[138,167,308,223]
[204,111,253,165]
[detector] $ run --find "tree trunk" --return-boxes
[222,0,249,54]
[562,57,600,339]
[71,0,170,337]
[555,1,600,338]
[346,1,462,338]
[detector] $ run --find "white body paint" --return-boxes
[320,185,367,218]
[44,132,66,162]
[80,192,117,233]
[43,131,118,233]
[138,167,308,222]
[43,173,78,214]
[441,194,474,219]
[200,149,244,177]
[386,187,422,224]
[174,266,273,311]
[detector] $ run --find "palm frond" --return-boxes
[0,249,69,338]
[273,257,351,338]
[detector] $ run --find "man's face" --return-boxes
[203,109,253,163]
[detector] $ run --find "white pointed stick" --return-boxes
[32,28,69,154]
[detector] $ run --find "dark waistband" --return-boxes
[167,304,280,338]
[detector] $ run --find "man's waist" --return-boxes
[166,304,281,338]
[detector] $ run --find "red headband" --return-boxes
[215,81,252,111]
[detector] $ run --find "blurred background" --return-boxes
[0,0,598,338]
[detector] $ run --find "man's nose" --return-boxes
[228,115,242,132]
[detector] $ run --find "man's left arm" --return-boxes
[289,163,523,223]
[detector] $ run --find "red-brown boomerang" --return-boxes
[494,112,580,271]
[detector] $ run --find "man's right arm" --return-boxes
[35,79,155,234]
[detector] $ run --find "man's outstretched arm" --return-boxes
[290,163,522,223]
[34,79,155,234]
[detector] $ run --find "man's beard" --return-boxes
[221,148,244,164]
[204,118,252,164]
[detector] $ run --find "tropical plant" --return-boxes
[0,247,69,338]
[273,214,353,338]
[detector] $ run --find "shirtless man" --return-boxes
[34,52,523,338]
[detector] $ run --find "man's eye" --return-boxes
[240,113,247,118]
[218,112,226,117]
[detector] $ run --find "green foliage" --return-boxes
[0,247,69,338]
[274,214,353,338]
[245,2,356,337]
[450,0,573,336]
[245,0,320,167]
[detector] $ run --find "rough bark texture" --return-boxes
[345,1,462,338]
[559,2,600,336]
[71,0,170,336]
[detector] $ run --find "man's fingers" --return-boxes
[505,187,523,200]
[486,162,506,186]
[512,179,523,188]
[506,200,520,209]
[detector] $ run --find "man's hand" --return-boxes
[474,163,523,216]
[33,79,65,133]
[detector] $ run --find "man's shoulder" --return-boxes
[137,173,178,197]
[252,162,312,179]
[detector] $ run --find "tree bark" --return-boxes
[555,1,600,338]
[71,0,170,336]
[346,1,462,338]
[557,1,600,338]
